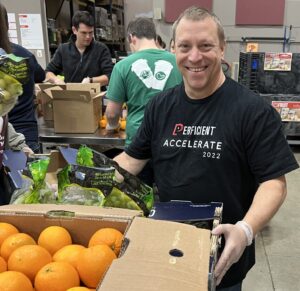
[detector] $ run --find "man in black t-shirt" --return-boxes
[45,11,113,86]
[113,7,299,290]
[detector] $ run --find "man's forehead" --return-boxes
[175,17,218,37]
[77,23,93,31]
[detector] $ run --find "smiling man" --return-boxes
[45,11,113,85]
[112,7,298,290]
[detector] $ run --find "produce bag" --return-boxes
[0,70,23,116]
[9,157,57,204]
[61,146,154,216]
[0,53,29,84]
[10,153,105,207]
[0,53,29,116]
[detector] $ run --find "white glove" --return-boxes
[212,223,250,285]
[81,77,90,84]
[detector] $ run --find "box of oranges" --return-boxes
[0,203,214,291]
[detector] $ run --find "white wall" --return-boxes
[125,0,300,63]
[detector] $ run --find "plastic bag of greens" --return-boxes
[10,158,57,204]
[60,183,105,206]
[0,71,23,116]
[56,165,105,206]
[65,146,154,216]
[0,53,30,84]
[0,53,29,116]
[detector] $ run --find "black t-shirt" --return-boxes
[126,77,299,287]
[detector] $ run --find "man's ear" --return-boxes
[72,26,77,34]
[130,34,137,45]
[220,41,226,58]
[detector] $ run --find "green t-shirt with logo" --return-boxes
[106,49,182,147]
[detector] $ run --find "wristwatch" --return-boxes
[89,77,93,83]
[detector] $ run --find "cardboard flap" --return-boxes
[37,83,66,91]
[0,204,142,221]
[43,85,65,99]
[51,90,92,103]
[66,83,101,94]
[99,217,211,291]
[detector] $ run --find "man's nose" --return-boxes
[188,47,203,62]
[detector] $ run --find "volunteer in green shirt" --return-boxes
[105,17,182,149]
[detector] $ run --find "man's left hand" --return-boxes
[212,224,248,285]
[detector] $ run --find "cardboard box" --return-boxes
[0,204,215,291]
[43,83,102,133]
[98,217,212,291]
[0,204,140,250]
[37,83,65,121]
[52,83,102,133]
[149,200,223,290]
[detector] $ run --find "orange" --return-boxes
[8,245,52,282]
[99,118,107,128]
[38,226,72,255]
[0,256,7,273]
[53,244,85,269]
[0,270,33,291]
[77,244,116,288]
[34,261,80,291]
[120,119,126,130]
[1,233,36,261]
[0,223,19,247]
[88,227,124,256]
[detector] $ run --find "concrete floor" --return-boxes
[243,146,300,291]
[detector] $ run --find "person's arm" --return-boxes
[213,176,287,285]
[6,122,33,154]
[31,55,46,83]
[45,71,65,84]
[45,45,65,84]
[114,151,148,179]
[81,75,109,86]
[105,100,123,131]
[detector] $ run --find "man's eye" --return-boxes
[200,44,214,52]
[178,44,189,50]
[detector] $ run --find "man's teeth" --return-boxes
[188,67,205,72]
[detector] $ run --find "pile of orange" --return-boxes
[0,222,124,291]
[99,115,126,131]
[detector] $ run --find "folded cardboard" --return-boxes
[0,204,214,291]
[37,83,64,121]
[37,83,102,133]
[98,217,212,291]
[149,200,223,290]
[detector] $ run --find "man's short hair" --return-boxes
[127,17,156,41]
[72,11,94,29]
[172,6,225,46]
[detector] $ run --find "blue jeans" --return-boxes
[217,282,242,291]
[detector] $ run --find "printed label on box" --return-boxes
[264,52,292,71]
[272,101,300,122]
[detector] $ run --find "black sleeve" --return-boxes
[45,45,63,75]
[31,55,45,83]
[98,44,113,79]
[243,99,299,182]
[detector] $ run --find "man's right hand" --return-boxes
[51,77,65,85]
